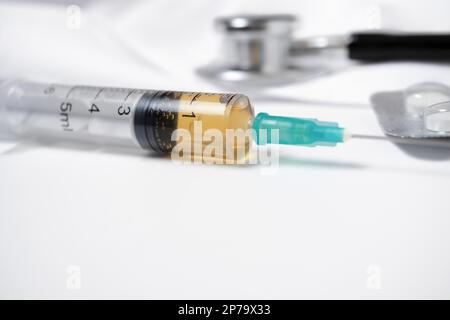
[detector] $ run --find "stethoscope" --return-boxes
[197,14,450,87]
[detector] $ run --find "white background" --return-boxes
[1,0,450,299]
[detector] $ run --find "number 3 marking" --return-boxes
[118,106,131,116]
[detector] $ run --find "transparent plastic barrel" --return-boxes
[0,80,255,160]
[0,79,145,147]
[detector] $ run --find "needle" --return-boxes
[351,133,450,148]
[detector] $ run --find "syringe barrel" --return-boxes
[0,79,144,147]
[0,80,254,155]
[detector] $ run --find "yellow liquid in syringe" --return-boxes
[170,92,254,162]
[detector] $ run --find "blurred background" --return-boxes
[1,0,450,299]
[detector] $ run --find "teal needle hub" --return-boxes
[252,112,349,147]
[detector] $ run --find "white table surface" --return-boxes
[1,0,450,299]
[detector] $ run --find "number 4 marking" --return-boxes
[88,103,100,114]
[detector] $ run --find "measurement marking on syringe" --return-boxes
[60,102,73,131]
[94,88,105,99]
[189,93,201,104]
[124,89,136,101]
[182,112,196,118]
[225,94,237,106]
[65,86,77,99]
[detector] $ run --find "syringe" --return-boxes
[0,79,348,161]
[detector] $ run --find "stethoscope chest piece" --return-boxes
[197,14,327,87]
